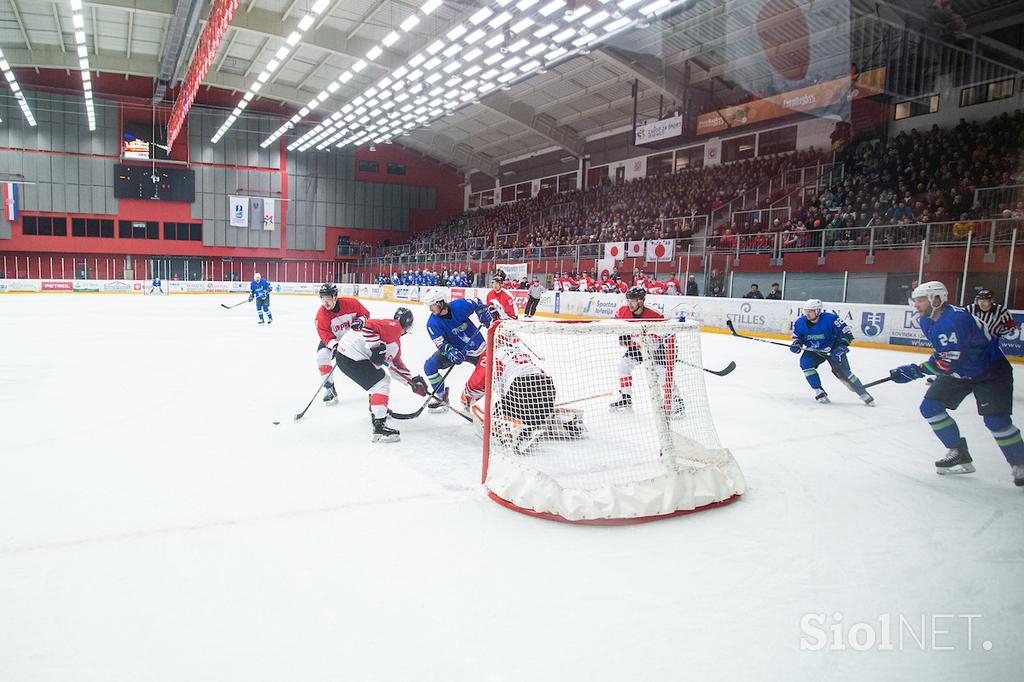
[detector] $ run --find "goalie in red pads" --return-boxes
[334,307,429,442]
[609,287,682,413]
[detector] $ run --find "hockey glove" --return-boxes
[474,302,494,327]
[442,344,465,365]
[829,345,849,362]
[248,294,254,302]
[789,342,802,354]
[370,344,387,365]
[889,363,925,383]
[409,375,429,397]
[327,338,340,351]
[488,302,503,320]
[351,317,365,331]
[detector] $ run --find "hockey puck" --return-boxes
[272,421,280,425]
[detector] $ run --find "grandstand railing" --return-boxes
[975,184,1024,218]
[363,218,1022,271]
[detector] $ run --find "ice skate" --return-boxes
[1012,464,1024,487]
[609,394,633,412]
[859,392,875,407]
[258,319,265,325]
[427,387,449,413]
[814,388,830,403]
[371,416,400,443]
[935,438,975,475]
[322,383,338,405]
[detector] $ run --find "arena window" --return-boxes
[119,220,159,239]
[894,94,939,120]
[21,216,68,236]
[722,134,756,163]
[386,162,406,175]
[358,159,380,172]
[959,78,1014,108]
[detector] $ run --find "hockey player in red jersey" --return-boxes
[646,278,668,295]
[486,272,519,320]
[334,307,429,442]
[315,283,370,405]
[664,277,681,295]
[613,285,664,320]
[609,287,682,412]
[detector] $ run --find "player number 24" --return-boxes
[937,332,958,346]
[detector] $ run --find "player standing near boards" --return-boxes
[314,283,370,405]
[791,299,875,406]
[248,273,273,324]
[888,281,1023,485]
[609,286,680,412]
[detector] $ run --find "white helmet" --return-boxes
[911,281,948,305]
[254,272,262,280]
[423,289,448,308]
[804,298,823,311]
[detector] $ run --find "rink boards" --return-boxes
[2,277,1022,360]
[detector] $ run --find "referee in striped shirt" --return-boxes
[971,290,1017,338]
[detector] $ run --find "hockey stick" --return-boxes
[554,391,613,407]
[387,365,456,420]
[220,298,250,309]
[679,359,737,377]
[725,320,829,356]
[513,336,546,361]
[294,366,335,422]
[862,376,894,389]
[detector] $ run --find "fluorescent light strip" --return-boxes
[273,0,687,149]
[65,5,93,130]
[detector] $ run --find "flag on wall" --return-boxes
[645,239,674,262]
[229,195,247,227]
[605,242,625,261]
[627,241,644,257]
[263,199,275,231]
[3,182,18,222]
[249,198,262,230]
[596,257,616,279]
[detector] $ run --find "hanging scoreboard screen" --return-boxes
[114,164,195,202]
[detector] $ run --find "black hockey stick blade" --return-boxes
[706,360,737,376]
[387,365,457,421]
[726,319,829,356]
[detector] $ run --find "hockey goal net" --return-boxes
[143,282,169,295]
[481,318,745,524]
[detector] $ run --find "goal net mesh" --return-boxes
[482,319,745,523]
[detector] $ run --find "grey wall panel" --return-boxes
[92,187,104,212]
[37,180,52,212]
[64,183,78,213]
[372,205,383,227]
[270,227,280,248]
[315,202,326,226]
[215,218,226,247]
[65,156,79,185]
[225,224,238,247]
[315,226,325,251]
[214,169,226,195]
[78,185,92,213]
[0,213,11,240]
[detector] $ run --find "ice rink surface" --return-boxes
[1,293,1021,682]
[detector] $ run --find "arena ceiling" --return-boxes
[1,0,1021,178]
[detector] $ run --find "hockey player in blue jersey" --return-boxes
[248,272,273,324]
[422,289,493,411]
[889,281,1023,486]
[791,299,874,406]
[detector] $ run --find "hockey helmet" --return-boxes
[394,307,414,331]
[911,281,949,305]
[625,286,647,300]
[974,289,995,302]
[423,289,449,309]
[493,270,506,283]
[319,282,338,297]
[804,298,823,311]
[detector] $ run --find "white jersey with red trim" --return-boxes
[338,318,412,379]
[315,297,371,345]
[493,345,544,399]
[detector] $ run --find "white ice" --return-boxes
[1,293,1021,681]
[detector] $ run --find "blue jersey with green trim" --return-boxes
[918,305,1002,379]
[792,311,853,351]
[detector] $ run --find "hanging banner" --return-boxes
[497,262,528,282]
[229,196,248,227]
[645,239,674,262]
[596,257,616,279]
[605,242,626,261]
[634,115,683,146]
[627,241,644,258]
[249,198,263,230]
[263,198,275,231]
[3,182,19,221]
